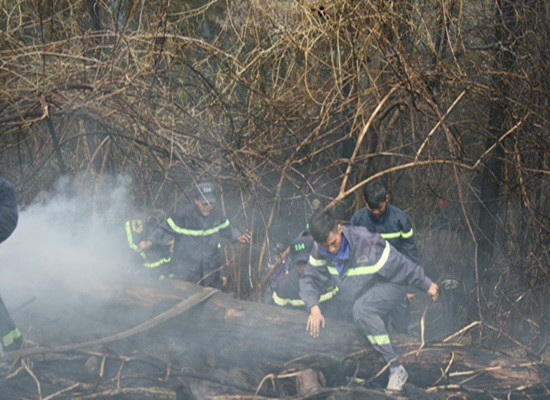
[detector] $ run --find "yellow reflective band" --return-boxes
[380,228,414,239]
[143,257,171,268]
[367,334,390,345]
[125,221,147,260]
[401,228,413,238]
[319,287,339,302]
[167,218,230,236]
[309,255,326,267]
[272,291,305,307]
[328,242,391,277]
[346,241,391,276]
[3,328,21,347]
[272,287,338,307]
[380,232,400,239]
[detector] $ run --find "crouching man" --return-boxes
[299,210,439,391]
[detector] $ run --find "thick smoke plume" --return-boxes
[0,174,145,343]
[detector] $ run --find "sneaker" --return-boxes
[387,365,408,391]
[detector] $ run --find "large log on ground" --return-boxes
[4,279,549,397]
[92,279,369,369]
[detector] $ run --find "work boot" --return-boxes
[386,365,408,391]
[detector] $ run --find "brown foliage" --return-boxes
[0,0,548,350]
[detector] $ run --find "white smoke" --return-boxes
[0,174,146,343]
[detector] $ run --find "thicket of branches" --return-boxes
[0,0,548,352]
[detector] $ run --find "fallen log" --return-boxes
[4,280,366,366]
[3,279,549,399]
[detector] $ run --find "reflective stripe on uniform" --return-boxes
[327,241,391,276]
[143,257,171,268]
[319,287,339,301]
[401,228,413,238]
[367,334,391,345]
[380,228,413,239]
[167,218,230,236]
[125,221,147,260]
[272,292,305,307]
[272,287,338,307]
[3,328,21,347]
[309,255,326,267]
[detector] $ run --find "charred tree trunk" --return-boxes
[476,0,517,285]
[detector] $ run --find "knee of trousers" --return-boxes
[352,297,379,325]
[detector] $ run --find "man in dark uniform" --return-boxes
[0,176,23,353]
[300,210,438,391]
[272,235,338,308]
[125,216,172,279]
[350,180,419,263]
[137,181,250,289]
[350,180,419,333]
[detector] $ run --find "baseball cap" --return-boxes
[290,236,314,264]
[196,182,216,204]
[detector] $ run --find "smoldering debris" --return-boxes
[0,176,549,399]
[1,279,549,399]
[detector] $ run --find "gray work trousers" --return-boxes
[352,282,407,365]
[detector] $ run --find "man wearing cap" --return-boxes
[272,235,338,308]
[137,181,250,288]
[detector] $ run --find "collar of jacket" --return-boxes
[367,204,391,224]
[321,228,351,275]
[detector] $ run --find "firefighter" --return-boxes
[137,181,250,289]
[0,176,23,353]
[272,235,338,308]
[300,210,439,391]
[350,180,419,263]
[125,215,172,279]
[350,180,419,333]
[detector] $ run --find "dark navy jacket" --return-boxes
[125,219,171,274]
[350,204,419,263]
[148,204,237,275]
[0,177,18,243]
[299,226,432,310]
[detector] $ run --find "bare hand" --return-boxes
[306,305,325,338]
[427,282,439,302]
[238,231,252,243]
[222,276,228,286]
[136,240,152,252]
[406,293,416,302]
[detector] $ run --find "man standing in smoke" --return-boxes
[0,176,23,353]
[137,181,250,289]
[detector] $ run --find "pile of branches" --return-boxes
[1,281,549,399]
